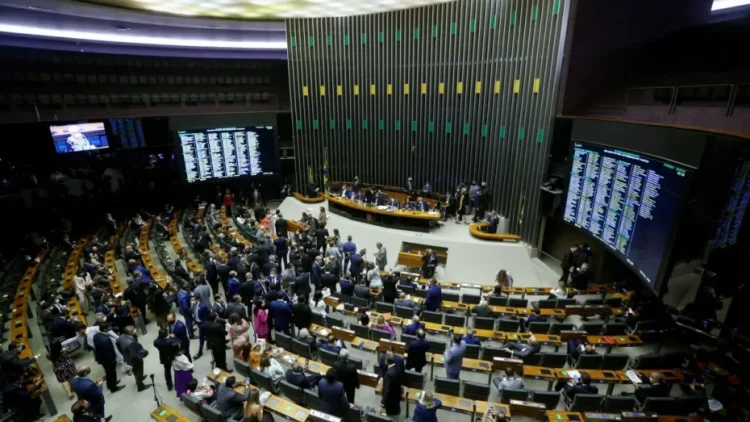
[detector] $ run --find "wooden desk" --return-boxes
[492,357,524,374]
[523,366,558,381]
[406,388,474,415]
[510,399,546,419]
[469,223,522,242]
[311,324,378,353]
[489,306,520,316]
[357,370,379,388]
[327,194,441,233]
[556,369,623,395]
[379,338,406,354]
[423,322,454,336]
[207,368,258,394]
[565,305,613,318]
[588,335,643,348]
[474,401,511,417]
[583,413,623,421]
[547,411,584,422]
[427,353,493,373]
[293,192,325,203]
[615,369,684,384]
[150,404,192,422]
[264,395,310,422]
[54,416,72,422]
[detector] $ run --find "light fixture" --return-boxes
[711,0,750,10]
[0,23,287,49]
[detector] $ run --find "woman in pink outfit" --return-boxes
[229,313,251,357]
[253,300,270,342]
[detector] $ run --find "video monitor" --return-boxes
[50,122,109,153]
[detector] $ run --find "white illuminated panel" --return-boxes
[712,0,750,10]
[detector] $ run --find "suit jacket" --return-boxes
[93,332,117,364]
[203,321,227,349]
[71,377,105,415]
[177,290,192,316]
[339,279,355,296]
[274,237,288,254]
[332,360,360,397]
[424,285,442,311]
[227,277,241,298]
[513,342,541,358]
[382,277,398,302]
[51,316,76,340]
[153,337,179,365]
[291,303,312,330]
[402,322,425,336]
[270,300,293,329]
[293,274,311,298]
[226,302,248,321]
[634,381,671,403]
[285,369,319,390]
[445,342,466,378]
[257,244,273,264]
[342,242,357,257]
[349,254,363,276]
[405,338,429,369]
[169,320,190,351]
[311,262,322,285]
[193,284,212,308]
[318,379,349,418]
[213,301,228,319]
[381,365,404,415]
[119,334,145,366]
[193,302,211,325]
[216,384,249,418]
[275,219,288,238]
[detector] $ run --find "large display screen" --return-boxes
[563,142,690,287]
[714,159,750,248]
[50,122,109,153]
[179,126,276,183]
[110,118,145,149]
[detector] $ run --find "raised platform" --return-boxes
[279,196,558,286]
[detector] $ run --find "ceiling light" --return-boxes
[0,23,287,49]
[711,0,750,10]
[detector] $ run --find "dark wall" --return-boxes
[286,0,570,242]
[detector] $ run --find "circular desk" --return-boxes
[469,222,522,242]
[292,192,325,203]
[326,194,441,232]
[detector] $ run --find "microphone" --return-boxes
[150,374,155,381]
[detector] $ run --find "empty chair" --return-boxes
[201,403,228,422]
[631,353,663,370]
[528,322,550,334]
[463,381,491,401]
[234,358,253,378]
[414,288,427,298]
[463,294,481,305]
[252,369,276,393]
[488,296,508,306]
[443,291,460,303]
[568,394,604,412]
[434,376,460,396]
[582,322,604,335]
[280,379,304,405]
[465,344,481,359]
[292,338,314,359]
[319,348,339,367]
[423,311,443,324]
[394,306,415,319]
[675,396,705,415]
[532,390,562,410]
[482,347,510,360]
[349,356,364,371]
[403,370,425,389]
[304,388,321,409]
[584,298,605,306]
[640,397,678,414]
[601,395,636,412]
[428,340,445,354]
[350,323,370,339]
[311,312,326,326]
[276,331,294,351]
[632,320,659,333]
[352,296,369,308]
[600,354,629,370]
[400,285,415,295]
[604,297,622,307]
[348,406,363,422]
[540,353,568,368]
[500,388,529,404]
[376,302,393,313]
[498,318,520,332]
[550,323,575,334]
[181,393,202,416]
[603,322,628,335]
[331,292,348,303]
[557,298,577,308]
[367,413,394,422]
[326,315,344,329]
[400,333,417,344]
[575,354,604,369]
[444,314,465,327]
[371,328,393,343]
[537,299,557,309]
[508,298,528,308]
[474,317,496,330]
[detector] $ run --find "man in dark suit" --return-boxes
[191,296,211,360]
[240,276,256,306]
[377,351,405,381]
[311,256,323,290]
[275,214,289,238]
[318,369,350,418]
[0,342,36,379]
[274,235,289,270]
[216,258,232,296]
[380,354,404,419]
[285,362,322,390]
[348,250,364,280]
[500,336,541,360]
[555,371,599,400]
[204,312,231,372]
[257,241,274,265]
[472,300,493,318]
[570,262,592,290]
[270,297,293,335]
[212,294,228,320]
[321,268,339,290]
[176,287,195,339]
[405,329,430,373]
[216,377,250,419]
[293,270,312,298]
[332,349,360,402]
[402,316,425,336]
[167,313,191,363]
[632,372,671,403]
[206,256,219,293]
[92,323,124,392]
[424,278,442,311]
[119,326,150,391]
[226,295,248,321]
[523,308,548,331]
[292,296,312,333]
[153,328,178,391]
[342,236,357,271]
[567,339,598,362]
[4,373,44,420]
[560,245,578,282]
[339,275,355,296]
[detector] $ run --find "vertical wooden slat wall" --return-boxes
[286,0,569,244]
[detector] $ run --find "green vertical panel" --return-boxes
[500,125,506,139]
[463,123,470,135]
[295,120,302,130]
[344,34,350,46]
[411,121,417,131]
[553,0,561,15]
[413,27,419,40]
[510,11,517,26]
[450,22,457,35]
[490,15,497,30]
[313,119,319,130]
[378,31,384,43]
[428,121,435,133]
[481,124,488,138]
[290,36,297,47]
[378,119,384,130]
[395,29,401,41]
[470,19,477,33]
[346,119,352,130]
[326,34,332,46]
[518,126,525,141]
[532,5,539,21]
[432,25,438,38]
[446,122,452,134]
[395,120,401,131]
[308,35,314,46]
[362,119,368,130]
[361,33,367,44]
[537,129,545,144]
[329,119,336,130]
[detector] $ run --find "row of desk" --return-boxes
[138,220,169,289]
[168,212,203,275]
[104,227,145,333]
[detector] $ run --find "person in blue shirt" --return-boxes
[444,334,466,380]
[318,369,349,418]
[191,296,211,360]
[348,249,364,280]
[269,297,293,335]
[274,236,289,270]
[167,312,192,362]
[402,316,425,336]
[405,329,430,373]
[319,334,343,354]
[461,328,482,346]
[226,271,241,298]
[341,236,357,271]
[71,366,106,417]
[413,391,442,422]
[424,278,442,312]
[339,274,355,296]
[176,287,195,338]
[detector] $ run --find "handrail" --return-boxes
[558,115,750,140]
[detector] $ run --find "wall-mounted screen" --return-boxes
[563,142,690,287]
[179,126,276,183]
[110,118,145,149]
[714,159,750,248]
[50,122,109,153]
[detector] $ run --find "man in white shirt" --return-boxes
[85,314,131,373]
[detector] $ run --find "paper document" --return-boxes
[625,370,642,384]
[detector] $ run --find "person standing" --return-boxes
[342,236,356,271]
[229,313,251,357]
[444,334,466,380]
[70,399,110,422]
[318,369,350,418]
[92,323,124,392]
[274,235,289,271]
[172,343,194,398]
[349,249,364,281]
[71,366,107,416]
[332,349,360,403]
[153,328,178,391]
[560,245,578,283]
[167,312,192,363]
[253,301,270,342]
[424,278,443,312]
[405,329,430,373]
[291,296,312,334]
[374,242,388,272]
[456,187,469,224]
[412,392,442,422]
[269,296,293,336]
[204,312,231,372]
[50,339,77,399]
[4,373,44,421]
[380,354,404,419]
[192,296,211,360]
[119,326,150,392]
[176,286,195,339]
[193,277,213,309]
[311,256,323,291]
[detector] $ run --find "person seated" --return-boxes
[493,367,525,391]
[387,197,400,209]
[482,211,500,233]
[259,357,285,390]
[461,328,481,346]
[473,300,493,318]
[285,362,322,390]
[555,371,598,401]
[500,336,541,359]
[216,376,251,420]
[414,197,429,212]
[187,378,216,404]
[625,372,671,403]
[319,334,344,354]
[372,315,396,339]
[412,391,441,422]
[402,316,425,336]
[357,309,370,326]
[297,329,318,353]
[567,339,597,362]
[523,308,547,331]
[394,292,420,313]
[339,274,355,296]
[71,399,112,422]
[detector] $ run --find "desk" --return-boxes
[264,395,310,422]
[547,411,584,422]
[54,416,72,422]
[469,223,522,242]
[583,413,623,421]
[427,353,493,373]
[150,404,192,422]
[509,399,547,419]
[311,324,378,353]
[475,401,511,418]
[555,369,623,395]
[326,194,441,233]
[406,388,474,415]
[357,370,379,388]
[588,335,644,349]
[615,369,683,384]
[293,192,325,203]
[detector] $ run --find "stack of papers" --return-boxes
[625,370,642,384]
[566,370,581,379]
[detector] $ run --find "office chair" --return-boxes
[376,302,393,313]
[537,299,557,309]
[500,388,529,404]
[371,328,392,343]
[326,315,344,329]
[434,376,460,396]
[400,285,415,295]
[292,338,314,359]
[367,413,393,422]
[603,322,628,335]
[280,380,304,405]
[428,339,446,354]
[488,296,508,306]
[532,391,562,410]
[582,322,604,335]
[540,353,568,368]
[394,306,415,319]
[631,353,663,370]
[423,311,443,324]
[201,403,231,422]
[568,394,604,412]
[304,388,321,409]
[351,296,369,308]
[403,370,425,389]
[348,406,363,422]
[463,381,491,401]
[414,289,427,298]
[473,317,496,330]
[444,314,466,327]
[349,356,365,371]
[482,347,511,360]
[601,395,636,412]
[319,348,339,367]
[311,312,326,326]
[557,298,577,309]
[508,298,528,308]
[463,294,481,305]
[498,318,520,332]
[349,323,370,339]
[251,369,277,393]
[443,291,460,303]
[400,333,417,344]
[465,344,481,359]
[181,393,202,416]
[549,323,575,334]
[528,322,550,334]
[234,358,253,378]
[640,397,678,414]
[600,354,630,370]
[574,354,604,369]
[275,331,294,351]
[584,298,604,306]
[675,396,705,415]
